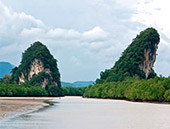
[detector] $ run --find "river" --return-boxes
[1,96,170,129]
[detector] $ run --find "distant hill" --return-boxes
[61,81,94,87]
[0,62,14,78]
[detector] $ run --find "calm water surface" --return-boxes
[1,96,170,129]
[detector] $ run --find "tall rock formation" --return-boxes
[11,41,61,88]
[96,27,160,83]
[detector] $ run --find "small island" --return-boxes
[83,28,170,102]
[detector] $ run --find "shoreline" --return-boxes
[1,96,170,121]
[83,96,170,105]
[0,97,59,120]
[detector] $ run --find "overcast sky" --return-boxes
[0,0,170,82]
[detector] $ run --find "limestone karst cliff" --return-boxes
[96,27,160,83]
[11,41,61,88]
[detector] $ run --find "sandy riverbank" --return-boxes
[0,97,59,120]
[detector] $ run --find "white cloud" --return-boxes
[46,28,81,40]
[20,28,45,37]
[1,0,170,81]
[0,1,110,47]
[132,0,170,77]
[21,25,109,42]
[82,26,109,42]
[132,0,170,38]
[0,1,112,81]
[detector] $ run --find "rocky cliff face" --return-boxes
[96,28,160,83]
[12,41,61,88]
[139,45,158,78]
[19,72,25,84]
[28,59,44,80]
[18,58,52,88]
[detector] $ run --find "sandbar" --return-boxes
[0,97,57,120]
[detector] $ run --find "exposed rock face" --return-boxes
[96,27,160,83]
[27,59,51,81]
[12,41,61,88]
[41,78,49,89]
[18,58,53,88]
[139,45,158,78]
[28,59,44,80]
[19,72,25,85]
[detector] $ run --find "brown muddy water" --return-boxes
[0,96,170,129]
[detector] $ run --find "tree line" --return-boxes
[83,77,170,102]
[0,82,86,97]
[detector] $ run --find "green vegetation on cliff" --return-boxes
[11,41,61,87]
[96,28,160,83]
[7,41,63,96]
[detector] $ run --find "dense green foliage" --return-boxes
[62,86,86,96]
[26,72,51,86]
[96,28,160,83]
[0,83,48,97]
[0,82,86,97]
[47,85,63,96]
[11,41,61,87]
[84,77,170,102]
